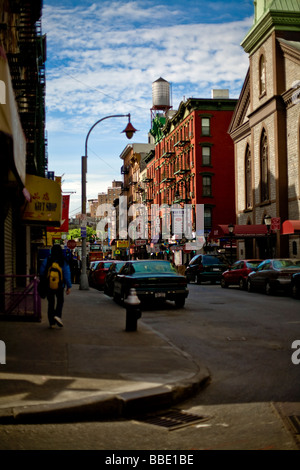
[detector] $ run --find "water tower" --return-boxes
[151,77,172,122]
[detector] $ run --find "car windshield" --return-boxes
[273,259,297,269]
[132,261,177,274]
[115,262,125,272]
[203,256,227,265]
[246,261,261,268]
[99,262,113,269]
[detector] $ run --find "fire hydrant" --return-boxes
[124,288,142,332]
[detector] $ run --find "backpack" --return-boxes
[47,262,63,290]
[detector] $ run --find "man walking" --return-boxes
[39,245,72,328]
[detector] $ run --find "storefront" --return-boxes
[209,224,272,260]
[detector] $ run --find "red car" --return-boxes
[89,261,114,289]
[221,259,262,290]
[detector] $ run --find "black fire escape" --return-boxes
[7,0,47,177]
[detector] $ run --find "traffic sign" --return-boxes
[271,217,281,231]
[67,239,76,249]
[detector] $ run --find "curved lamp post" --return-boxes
[80,114,137,290]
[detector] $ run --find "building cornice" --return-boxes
[163,98,238,136]
[241,10,300,55]
[229,120,251,143]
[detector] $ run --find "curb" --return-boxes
[0,368,211,424]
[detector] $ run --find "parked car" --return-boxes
[88,260,100,285]
[104,261,126,296]
[291,272,300,299]
[89,261,114,289]
[221,259,262,289]
[247,259,300,295]
[185,254,229,284]
[113,260,189,308]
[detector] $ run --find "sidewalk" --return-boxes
[0,288,210,423]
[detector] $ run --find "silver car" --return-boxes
[247,259,300,295]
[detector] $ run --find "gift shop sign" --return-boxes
[22,174,62,226]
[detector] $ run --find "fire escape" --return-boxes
[7,1,47,177]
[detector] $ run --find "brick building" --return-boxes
[229,0,300,259]
[149,92,237,243]
[88,180,123,218]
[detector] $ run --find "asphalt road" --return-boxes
[0,283,299,451]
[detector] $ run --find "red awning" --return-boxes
[282,220,300,235]
[234,224,267,237]
[209,224,268,239]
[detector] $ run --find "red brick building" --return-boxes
[148,92,238,242]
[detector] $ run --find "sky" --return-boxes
[42,0,255,217]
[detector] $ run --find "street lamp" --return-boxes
[228,223,234,265]
[80,114,137,290]
[264,214,272,258]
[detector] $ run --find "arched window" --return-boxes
[259,55,266,96]
[245,144,252,209]
[260,129,269,202]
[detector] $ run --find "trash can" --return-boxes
[124,288,142,331]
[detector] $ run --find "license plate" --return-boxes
[213,268,220,271]
[155,292,166,298]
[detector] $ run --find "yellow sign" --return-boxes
[22,174,62,225]
[117,240,129,248]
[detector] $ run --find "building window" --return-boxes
[260,129,269,202]
[201,117,210,136]
[245,144,252,209]
[204,206,212,230]
[202,175,212,197]
[259,54,266,96]
[202,146,211,165]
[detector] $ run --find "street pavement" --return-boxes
[0,287,210,423]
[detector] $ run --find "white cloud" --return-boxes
[43,1,253,214]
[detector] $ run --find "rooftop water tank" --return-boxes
[152,77,171,110]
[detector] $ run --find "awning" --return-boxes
[209,224,268,239]
[0,47,26,185]
[234,224,268,237]
[282,220,300,235]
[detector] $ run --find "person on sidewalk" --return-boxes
[39,245,72,328]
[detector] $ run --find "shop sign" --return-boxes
[22,174,62,225]
[117,240,129,248]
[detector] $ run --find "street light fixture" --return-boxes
[264,215,272,258]
[80,114,137,290]
[228,223,234,265]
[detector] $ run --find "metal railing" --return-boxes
[0,275,41,321]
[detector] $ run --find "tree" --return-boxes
[67,227,97,240]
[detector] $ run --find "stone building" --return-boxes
[229,0,300,259]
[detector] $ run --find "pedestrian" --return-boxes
[39,244,72,328]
